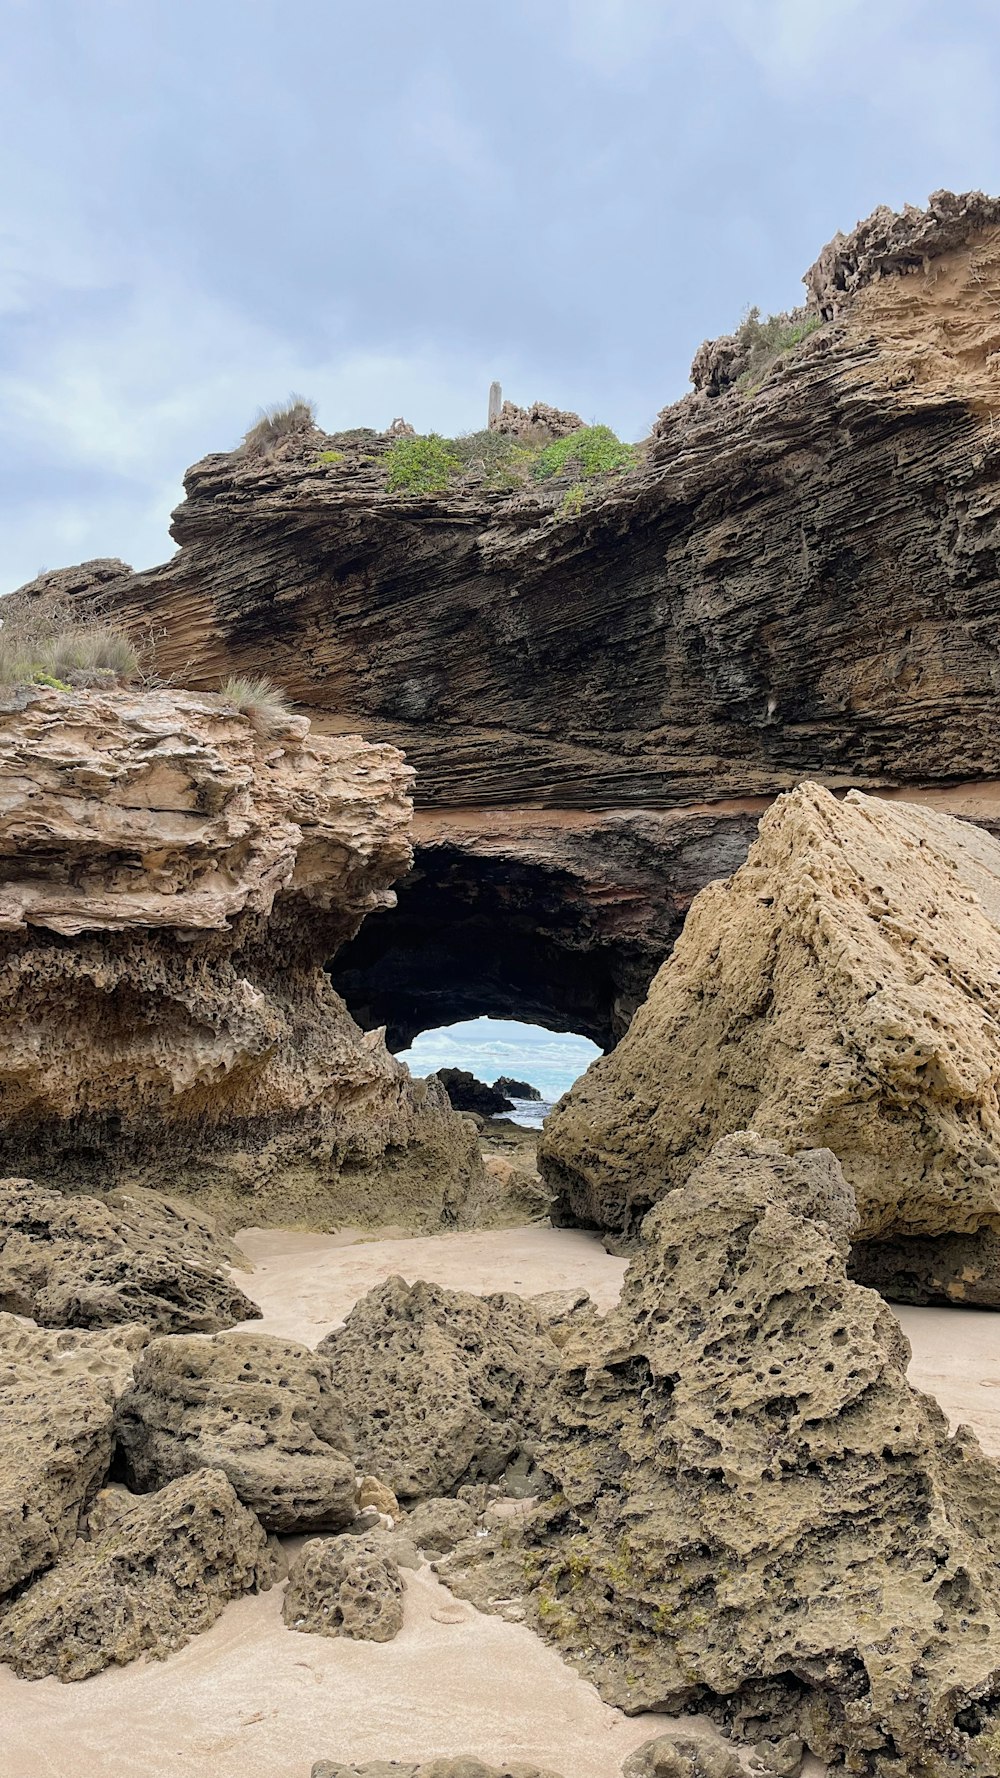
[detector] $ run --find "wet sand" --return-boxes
[2,1221,997,1778]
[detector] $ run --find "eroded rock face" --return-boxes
[283,1534,404,1642]
[442,1136,1000,1777]
[0,1313,145,1597]
[0,1469,271,1681]
[0,685,482,1228]
[0,1179,259,1332]
[319,1277,557,1502]
[541,784,1000,1302]
[623,1736,742,1778]
[804,187,1000,316]
[489,399,583,440]
[115,1331,357,1532]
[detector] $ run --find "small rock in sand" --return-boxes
[284,1534,404,1642]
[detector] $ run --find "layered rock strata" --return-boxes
[0,685,482,1226]
[0,1179,259,1332]
[0,1469,271,1681]
[442,1135,1000,1777]
[541,784,1000,1303]
[318,1276,557,1501]
[116,1330,357,1531]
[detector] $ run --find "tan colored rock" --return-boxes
[319,1277,556,1502]
[489,399,583,441]
[623,1736,741,1778]
[443,1135,1000,1777]
[0,685,483,1230]
[404,1495,476,1555]
[283,1534,404,1642]
[0,1468,271,1680]
[0,1312,145,1597]
[356,1475,399,1517]
[115,1330,356,1532]
[541,784,1000,1302]
[0,1178,260,1333]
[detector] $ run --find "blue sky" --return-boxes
[397,1018,601,1102]
[3,1,1000,593]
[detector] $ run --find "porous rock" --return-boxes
[0,1468,271,1680]
[356,1475,399,1517]
[0,1178,260,1333]
[0,1312,145,1597]
[115,1330,356,1532]
[622,1735,742,1778]
[283,1534,404,1642]
[541,784,1000,1303]
[312,1763,565,1778]
[443,1134,1000,1777]
[403,1496,476,1555]
[319,1276,557,1501]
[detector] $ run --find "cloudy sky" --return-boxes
[3,0,999,596]
[397,1018,601,1103]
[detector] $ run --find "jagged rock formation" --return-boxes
[0,1313,145,1596]
[541,784,1000,1304]
[116,1330,357,1532]
[283,1534,404,1642]
[436,1069,514,1116]
[495,1078,542,1101]
[0,1179,259,1332]
[0,684,482,1226]
[804,187,1000,317]
[441,1135,1000,1777]
[0,1470,271,1680]
[489,399,583,440]
[318,1277,556,1501]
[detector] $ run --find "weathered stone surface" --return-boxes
[436,1070,513,1117]
[541,784,1000,1302]
[622,1735,742,1778]
[0,1469,270,1680]
[312,1763,564,1778]
[116,1330,356,1532]
[0,685,482,1228]
[443,1135,1000,1777]
[283,1534,404,1642]
[494,1078,541,1101]
[403,1496,476,1555]
[804,187,1000,316]
[489,398,583,440]
[0,1312,145,1597]
[319,1277,557,1502]
[356,1475,399,1517]
[0,1178,259,1332]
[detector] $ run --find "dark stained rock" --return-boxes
[115,1330,356,1532]
[440,1134,1000,1777]
[493,1079,541,1101]
[436,1070,513,1116]
[0,1179,260,1333]
[0,1469,271,1680]
[318,1276,557,1502]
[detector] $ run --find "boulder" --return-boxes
[442,1135,1000,1776]
[540,784,1000,1303]
[0,1469,271,1680]
[0,1312,145,1596]
[403,1496,476,1556]
[436,1070,514,1117]
[115,1330,356,1532]
[493,1079,542,1102]
[319,1277,557,1501]
[622,1736,742,1778]
[283,1534,404,1642]
[0,1178,260,1333]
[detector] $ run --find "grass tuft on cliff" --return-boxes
[220,673,296,735]
[386,433,464,494]
[240,398,316,454]
[533,424,636,481]
[0,615,138,690]
[734,306,823,392]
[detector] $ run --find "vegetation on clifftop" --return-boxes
[384,421,638,498]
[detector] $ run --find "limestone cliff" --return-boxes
[0,685,481,1226]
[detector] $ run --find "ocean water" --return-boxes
[505,1097,557,1130]
[396,1016,601,1103]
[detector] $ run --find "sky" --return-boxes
[2,1,1000,594]
[397,1018,602,1103]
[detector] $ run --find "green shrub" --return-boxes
[386,433,462,494]
[240,398,316,454]
[220,673,295,735]
[314,449,345,466]
[733,306,823,392]
[561,483,586,517]
[533,424,636,482]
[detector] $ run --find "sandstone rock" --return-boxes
[804,187,1000,316]
[480,1155,553,1229]
[0,1469,271,1680]
[115,1331,356,1532]
[436,1069,514,1116]
[403,1496,476,1555]
[748,1738,804,1778]
[622,1735,742,1778]
[540,784,1000,1301]
[356,1475,399,1517]
[283,1534,404,1642]
[0,1178,260,1332]
[0,684,482,1229]
[0,1312,145,1597]
[443,1135,1000,1776]
[489,399,583,441]
[319,1277,556,1501]
[528,1289,599,1351]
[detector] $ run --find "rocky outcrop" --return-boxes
[442,1135,1000,1777]
[489,399,583,440]
[283,1534,404,1642]
[116,1330,357,1532]
[0,1179,259,1332]
[0,684,482,1226]
[804,187,1000,317]
[0,1313,145,1596]
[541,784,1000,1303]
[318,1277,556,1502]
[494,1079,542,1101]
[0,1469,271,1680]
[436,1070,514,1116]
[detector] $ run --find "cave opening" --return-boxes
[395,1016,602,1116]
